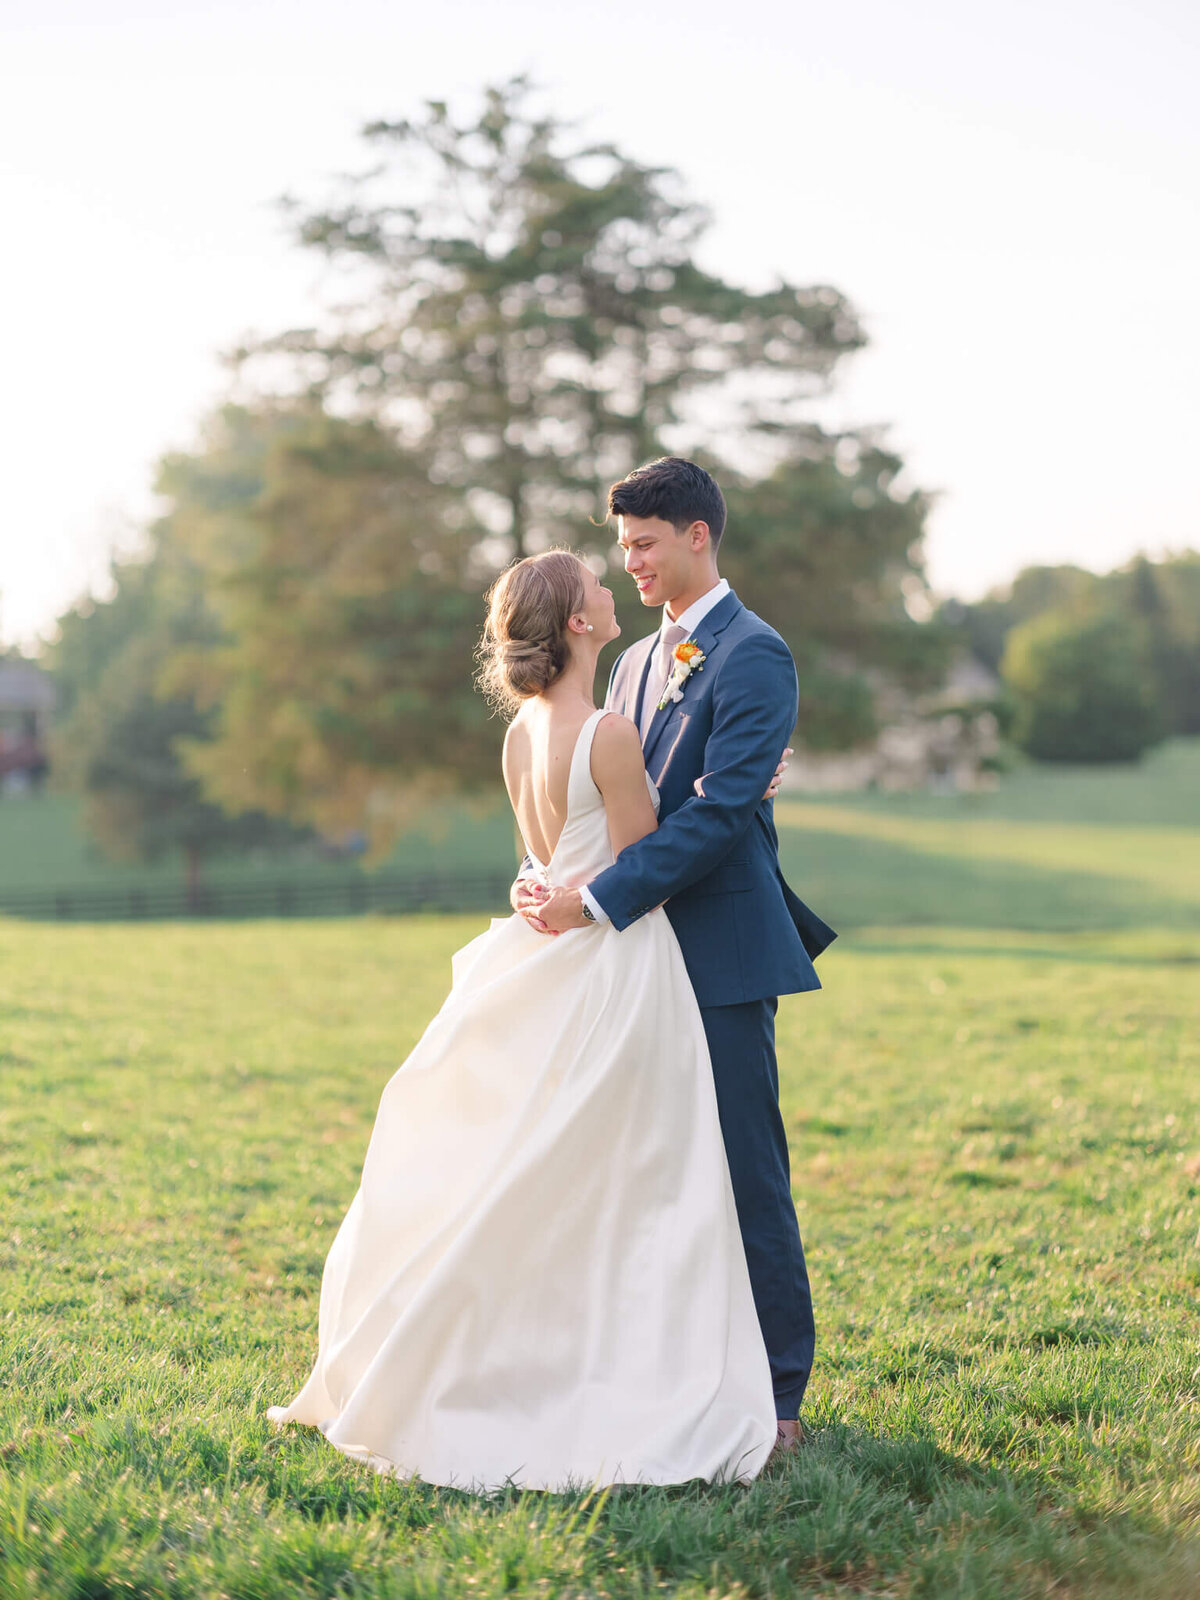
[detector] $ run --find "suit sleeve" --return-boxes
[586,631,799,930]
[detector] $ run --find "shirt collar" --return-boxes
[663,578,730,638]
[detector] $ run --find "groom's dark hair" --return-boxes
[608,457,727,549]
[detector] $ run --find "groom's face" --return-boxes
[617,515,695,610]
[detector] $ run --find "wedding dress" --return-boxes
[266,709,776,1490]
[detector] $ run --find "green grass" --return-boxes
[0,792,519,896]
[807,737,1200,828]
[2,911,1198,1598]
[3,738,1196,905]
[2,744,1199,1596]
[775,807,1200,934]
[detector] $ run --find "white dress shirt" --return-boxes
[580,579,730,925]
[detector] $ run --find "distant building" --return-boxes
[786,652,1004,794]
[0,659,56,794]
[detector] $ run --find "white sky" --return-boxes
[2,0,1197,648]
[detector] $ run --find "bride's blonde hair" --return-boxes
[476,548,588,717]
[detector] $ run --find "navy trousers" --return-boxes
[699,998,815,1418]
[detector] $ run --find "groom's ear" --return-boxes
[687,520,712,552]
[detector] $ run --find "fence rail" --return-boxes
[0,870,515,923]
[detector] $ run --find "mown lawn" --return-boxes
[2,742,1199,1596]
[3,738,1196,908]
[2,898,1198,1597]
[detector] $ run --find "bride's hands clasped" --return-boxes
[515,744,792,936]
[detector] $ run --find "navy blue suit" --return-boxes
[590,589,835,1416]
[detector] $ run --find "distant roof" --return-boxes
[0,660,56,712]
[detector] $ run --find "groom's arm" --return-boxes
[537,632,798,933]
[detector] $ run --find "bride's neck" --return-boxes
[542,649,599,710]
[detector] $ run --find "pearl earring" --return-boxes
[585,624,594,632]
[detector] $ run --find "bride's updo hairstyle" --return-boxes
[477,548,588,716]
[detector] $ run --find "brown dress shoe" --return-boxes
[767,1419,806,1463]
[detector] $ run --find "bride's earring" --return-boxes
[585,624,594,632]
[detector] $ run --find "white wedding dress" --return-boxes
[266,709,776,1491]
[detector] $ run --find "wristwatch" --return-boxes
[580,897,596,924]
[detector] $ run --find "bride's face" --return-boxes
[577,563,620,645]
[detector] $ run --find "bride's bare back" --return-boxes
[503,700,657,868]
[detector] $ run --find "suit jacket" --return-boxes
[588,589,836,1007]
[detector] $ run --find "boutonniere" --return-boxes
[657,639,706,710]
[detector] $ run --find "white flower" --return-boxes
[657,641,706,710]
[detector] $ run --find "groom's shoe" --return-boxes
[767,1418,806,1465]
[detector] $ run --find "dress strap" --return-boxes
[567,708,615,811]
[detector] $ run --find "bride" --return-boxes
[266,548,777,1491]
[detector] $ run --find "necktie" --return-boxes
[641,622,687,740]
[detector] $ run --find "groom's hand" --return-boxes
[698,747,792,802]
[530,886,591,935]
[765,747,793,801]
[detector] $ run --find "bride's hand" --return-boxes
[511,878,549,915]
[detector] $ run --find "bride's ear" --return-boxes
[567,615,594,635]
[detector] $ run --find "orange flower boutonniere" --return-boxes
[658,640,707,710]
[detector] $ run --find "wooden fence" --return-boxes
[0,870,514,923]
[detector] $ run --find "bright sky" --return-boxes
[2,0,1197,648]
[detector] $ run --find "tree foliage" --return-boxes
[164,80,939,838]
[721,441,948,748]
[947,549,1200,759]
[1001,608,1164,763]
[47,536,305,894]
[54,79,945,857]
[160,403,496,846]
[238,77,867,561]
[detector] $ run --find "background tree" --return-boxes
[156,77,942,845]
[1001,609,1164,763]
[947,549,1200,758]
[238,77,867,563]
[161,402,495,848]
[721,440,948,749]
[1118,554,1200,736]
[944,565,1100,675]
[47,474,309,898]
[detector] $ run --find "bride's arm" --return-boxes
[591,712,658,858]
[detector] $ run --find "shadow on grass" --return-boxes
[778,825,1199,935]
[234,1416,1197,1600]
[843,934,1199,965]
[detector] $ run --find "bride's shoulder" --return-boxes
[593,709,641,744]
[501,711,532,776]
[590,711,645,783]
[502,715,527,753]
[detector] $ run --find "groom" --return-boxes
[518,456,836,1449]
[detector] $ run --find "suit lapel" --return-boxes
[625,634,658,728]
[642,591,743,767]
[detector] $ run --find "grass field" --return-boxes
[2,748,1199,1597]
[3,739,1196,911]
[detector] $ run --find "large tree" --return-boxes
[158,79,941,845]
[236,77,867,562]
